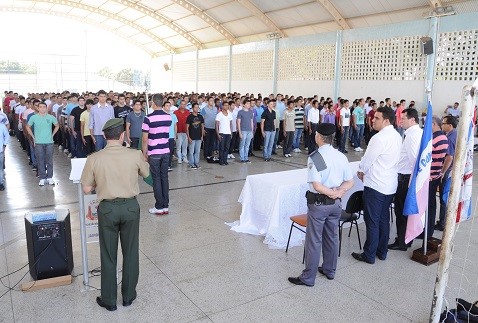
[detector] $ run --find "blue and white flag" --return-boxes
[404,101,433,243]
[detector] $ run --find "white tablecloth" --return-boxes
[229,161,363,249]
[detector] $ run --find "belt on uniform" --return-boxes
[305,190,339,205]
[398,173,411,181]
[102,196,137,203]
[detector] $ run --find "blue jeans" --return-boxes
[29,143,37,167]
[263,130,275,159]
[69,131,77,157]
[271,129,279,154]
[75,133,86,158]
[238,131,253,161]
[188,140,201,166]
[292,128,303,149]
[35,143,54,180]
[354,124,364,148]
[168,138,174,168]
[0,151,4,185]
[284,131,294,155]
[340,126,349,151]
[149,154,170,209]
[94,135,107,151]
[362,186,394,263]
[176,133,188,161]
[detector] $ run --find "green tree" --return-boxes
[0,60,37,74]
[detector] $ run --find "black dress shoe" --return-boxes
[123,296,136,307]
[288,277,311,286]
[387,243,408,251]
[351,252,374,264]
[318,267,334,280]
[96,297,117,311]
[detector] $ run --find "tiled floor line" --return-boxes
[139,249,210,320]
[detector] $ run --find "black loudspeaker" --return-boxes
[420,37,434,55]
[25,209,74,280]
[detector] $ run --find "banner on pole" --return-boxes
[404,101,433,243]
[83,194,99,243]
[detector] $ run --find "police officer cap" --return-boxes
[102,118,123,131]
[316,123,336,136]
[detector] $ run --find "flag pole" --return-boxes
[429,81,477,322]
[422,208,428,254]
[422,92,432,256]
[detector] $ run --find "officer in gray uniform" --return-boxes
[288,123,354,286]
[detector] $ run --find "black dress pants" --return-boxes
[394,173,411,248]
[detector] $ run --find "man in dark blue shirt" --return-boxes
[260,99,276,161]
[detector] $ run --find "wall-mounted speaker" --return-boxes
[163,63,170,71]
[420,37,434,55]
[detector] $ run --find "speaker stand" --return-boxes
[21,275,72,292]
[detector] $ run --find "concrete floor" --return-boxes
[0,141,476,323]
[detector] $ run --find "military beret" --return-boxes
[102,118,123,131]
[316,123,336,136]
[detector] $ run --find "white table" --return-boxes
[229,161,363,249]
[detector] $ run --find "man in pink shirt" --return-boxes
[394,99,406,136]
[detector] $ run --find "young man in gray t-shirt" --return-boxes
[126,100,145,149]
[237,99,254,162]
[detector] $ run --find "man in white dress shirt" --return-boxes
[352,107,402,263]
[388,108,423,251]
[307,100,320,154]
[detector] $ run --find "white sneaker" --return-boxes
[183,158,188,163]
[58,145,63,150]
[162,208,169,214]
[47,178,55,185]
[63,149,69,153]
[177,159,182,164]
[149,207,164,215]
[354,147,361,152]
[38,179,45,186]
[357,147,363,151]
[293,148,301,153]
[230,154,235,159]
[67,153,72,158]
[277,145,283,149]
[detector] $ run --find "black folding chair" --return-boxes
[339,190,363,256]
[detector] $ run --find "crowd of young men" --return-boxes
[0,89,470,239]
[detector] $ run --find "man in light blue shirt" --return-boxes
[89,90,114,151]
[200,96,218,161]
[0,122,10,190]
[252,99,264,151]
[276,94,286,148]
[288,123,353,286]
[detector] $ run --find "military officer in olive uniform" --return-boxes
[288,123,354,286]
[81,118,149,311]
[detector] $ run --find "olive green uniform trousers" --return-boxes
[97,197,140,306]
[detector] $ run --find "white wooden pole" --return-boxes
[429,81,477,322]
[77,183,89,288]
